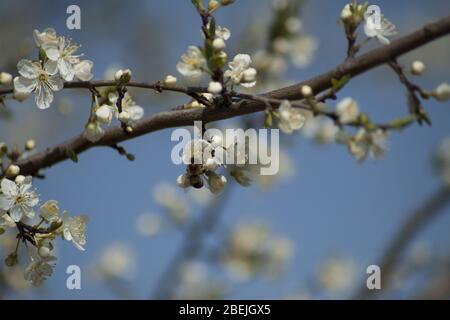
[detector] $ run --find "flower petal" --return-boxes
[14,77,37,94]
[1,179,18,196]
[0,195,14,211]
[57,59,74,81]
[43,43,60,61]
[10,205,24,222]
[48,76,64,91]
[44,60,58,76]
[17,60,40,79]
[74,60,94,81]
[35,83,54,109]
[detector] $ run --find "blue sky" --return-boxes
[0,0,449,299]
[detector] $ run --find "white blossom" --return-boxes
[364,15,397,45]
[285,17,302,33]
[176,46,207,78]
[73,60,94,81]
[336,97,360,123]
[182,139,215,165]
[14,59,63,109]
[62,212,88,251]
[337,129,388,162]
[318,258,355,293]
[42,37,81,81]
[24,254,57,286]
[215,25,231,40]
[0,177,38,222]
[33,28,58,47]
[39,200,60,223]
[135,213,161,237]
[33,29,93,82]
[84,121,105,142]
[224,54,257,88]
[153,182,188,224]
[93,243,136,280]
[95,104,115,125]
[108,92,144,122]
[289,36,318,69]
[222,222,292,280]
[277,100,306,134]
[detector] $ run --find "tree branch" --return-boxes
[353,186,450,299]
[9,15,450,177]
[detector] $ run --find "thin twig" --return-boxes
[353,186,450,299]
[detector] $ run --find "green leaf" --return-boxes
[389,115,416,129]
[66,147,78,163]
[209,16,216,37]
[331,75,350,92]
[264,111,273,128]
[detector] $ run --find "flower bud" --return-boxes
[212,38,226,51]
[5,165,20,178]
[25,139,36,150]
[208,81,223,94]
[15,175,26,185]
[433,82,450,102]
[118,111,130,124]
[163,75,177,86]
[126,126,133,134]
[115,68,132,82]
[0,72,12,85]
[243,68,257,83]
[4,253,18,267]
[301,85,313,97]
[341,4,352,21]
[38,246,51,258]
[208,0,219,11]
[0,142,6,154]
[411,61,425,76]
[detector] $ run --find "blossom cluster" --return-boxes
[0,176,88,286]
[221,221,293,280]
[85,83,144,143]
[177,135,228,194]
[340,2,397,45]
[13,28,94,109]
